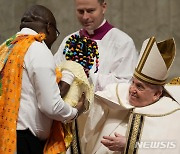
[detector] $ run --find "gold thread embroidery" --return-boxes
[135,108,180,117]
[167,77,180,85]
[134,71,166,85]
[124,113,133,154]
[135,116,145,154]
[116,84,125,107]
[71,120,81,154]
[125,113,144,154]
[128,114,141,154]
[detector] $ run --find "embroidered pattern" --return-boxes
[167,77,180,85]
[125,113,144,154]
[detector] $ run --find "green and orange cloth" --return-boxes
[0,32,76,154]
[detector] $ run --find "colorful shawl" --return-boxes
[0,33,45,153]
[0,32,71,154]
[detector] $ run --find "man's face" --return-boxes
[129,77,159,107]
[45,22,60,49]
[75,0,106,32]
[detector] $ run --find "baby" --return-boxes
[58,34,99,110]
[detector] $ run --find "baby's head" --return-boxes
[63,34,99,77]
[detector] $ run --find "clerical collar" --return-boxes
[79,21,114,40]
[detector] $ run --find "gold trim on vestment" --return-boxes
[71,120,82,154]
[124,108,180,154]
[116,84,127,108]
[124,113,133,149]
[135,108,180,117]
[167,77,180,85]
[124,113,144,154]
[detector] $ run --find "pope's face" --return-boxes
[75,0,106,32]
[129,77,159,107]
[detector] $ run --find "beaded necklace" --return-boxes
[63,34,99,77]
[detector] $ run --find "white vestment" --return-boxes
[84,83,180,154]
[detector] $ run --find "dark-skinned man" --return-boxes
[0,5,85,154]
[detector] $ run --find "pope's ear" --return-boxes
[154,89,163,100]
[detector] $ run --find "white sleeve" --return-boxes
[61,70,75,85]
[28,42,77,123]
[54,40,66,66]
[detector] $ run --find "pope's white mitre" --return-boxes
[134,37,176,85]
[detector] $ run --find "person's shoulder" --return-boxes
[63,30,80,41]
[32,40,49,50]
[27,41,55,66]
[28,40,52,57]
[108,27,133,43]
[55,30,80,57]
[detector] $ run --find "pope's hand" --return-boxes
[101,132,126,152]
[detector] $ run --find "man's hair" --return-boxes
[98,0,105,4]
[20,5,56,31]
[150,84,163,92]
[74,0,105,5]
[144,80,163,91]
